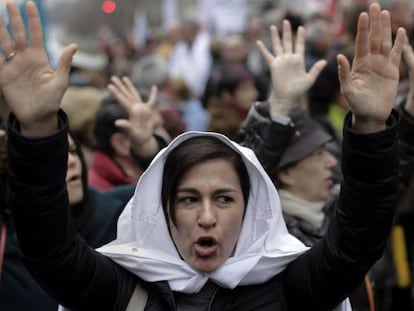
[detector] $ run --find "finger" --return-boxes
[111,76,134,103]
[256,40,274,64]
[270,25,283,55]
[55,44,77,89]
[107,83,130,110]
[282,20,293,53]
[0,10,14,56]
[368,3,382,54]
[146,86,158,109]
[337,54,351,94]
[354,12,369,59]
[114,119,132,133]
[7,1,27,51]
[25,0,44,49]
[307,59,327,81]
[391,27,406,67]
[380,10,392,56]
[122,76,142,103]
[295,26,305,57]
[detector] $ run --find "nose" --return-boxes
[198,202,217,229]
[67,152,77,167]
[324,150,338,168]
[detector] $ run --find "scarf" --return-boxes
[278,189,326,229]
[97,131,351,310]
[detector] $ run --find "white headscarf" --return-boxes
[97,131,351,310]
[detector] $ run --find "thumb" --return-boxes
[114,119,131,132]
[308,59,327,82]
[337,54,351,94]
[56,44,77,82]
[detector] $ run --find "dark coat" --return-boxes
[7,109,399,311]
[0,124,135,311]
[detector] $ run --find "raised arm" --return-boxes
[108,76,161,158]
[337,3,405,133]
[284,3,403,309]
[240,20,327,174]
[2,2,135,309]
[0,1,76,137]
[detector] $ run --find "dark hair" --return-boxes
[68,131,94,236]
[162,136,250,225]
[92,94,128,156]
[216,65,253,97]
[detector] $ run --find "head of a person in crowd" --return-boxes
[304,17,335,61]
[161,135,251,272]
[372,0,413,37]
[308,55,345,115]
[67,133,87,207]
[163,21,183,45]
[219,34,248,65]
[131,55,170,98]
[181,18,200,45]
[66,132,99,237]
[245,17,263,43]
[92,96,129,159]
[275,109,338,202]
[61,86,105,167]
[49,31,110,88]
[216,65,258,115]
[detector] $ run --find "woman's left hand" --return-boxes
[337,3,405,133]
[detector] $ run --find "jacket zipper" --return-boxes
[207,287,219,311]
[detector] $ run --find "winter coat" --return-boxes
[7,109,399,311]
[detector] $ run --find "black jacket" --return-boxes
[8,110,399,311]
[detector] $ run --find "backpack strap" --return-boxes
[126,282,148,311]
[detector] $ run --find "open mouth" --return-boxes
[196,237,217,247]
[66,175,80,183]
[195,237,218,257]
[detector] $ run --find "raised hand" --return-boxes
[337,3,405,133]
[107,76,160,157]
[256,20,327,115]
[0,1,76,137]
[402,40,414,116]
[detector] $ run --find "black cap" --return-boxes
[278,108,332,169]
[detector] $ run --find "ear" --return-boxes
[110,132,131,157]
[277,169,294,188]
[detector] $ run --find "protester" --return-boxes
[0,126,135,310]
[88,76,167,190]
[206,64,259,141]
[240,17,381,310]
[2,1,404,311]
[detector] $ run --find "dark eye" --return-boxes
[68,148,77,156]
[177,196,198,205]
[216,196,234,205]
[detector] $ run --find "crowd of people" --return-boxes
[0,0,414,311]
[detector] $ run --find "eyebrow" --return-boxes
[176,188,239,195]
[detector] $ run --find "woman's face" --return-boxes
[67,135,84,205]
[169,158,245,273]
[278,146,337,202]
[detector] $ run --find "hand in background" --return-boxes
[107,76,160,157]
[256,20,327,116]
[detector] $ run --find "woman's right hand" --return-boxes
[0,1,76,137]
